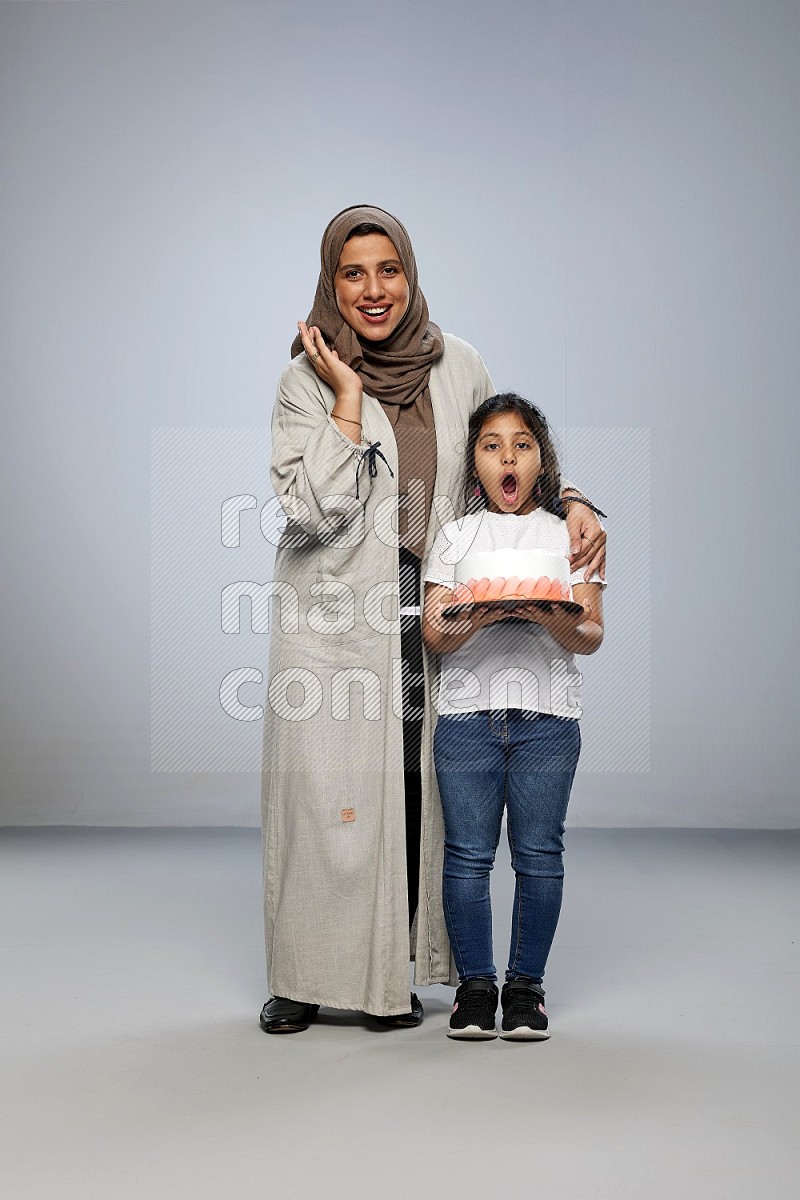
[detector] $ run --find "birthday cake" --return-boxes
[451,548,572,605]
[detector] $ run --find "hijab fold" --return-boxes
[292,205,444,558]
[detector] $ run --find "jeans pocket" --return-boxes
[434,713,486,768]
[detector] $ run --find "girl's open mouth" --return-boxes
[501,473,519,504]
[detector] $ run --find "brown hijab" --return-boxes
[291,205,444,558]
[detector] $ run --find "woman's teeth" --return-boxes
[361,307,388,315]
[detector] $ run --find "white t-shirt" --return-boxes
[423,508,606,719]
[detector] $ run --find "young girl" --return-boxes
[422,393,606,1040]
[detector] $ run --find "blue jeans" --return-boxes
[434,709,581,984]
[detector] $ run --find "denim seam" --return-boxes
[442,881,468,980]
[507,778,523,976]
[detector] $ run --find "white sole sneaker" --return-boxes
[499,1025,550,1040]
[447,1024,498,1040]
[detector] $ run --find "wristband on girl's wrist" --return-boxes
[561,495,608,519]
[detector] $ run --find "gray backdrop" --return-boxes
[2,0,798,826]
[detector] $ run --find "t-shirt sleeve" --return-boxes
[569,562,607,589]
[566,509,607,589]
[423,524,459,588]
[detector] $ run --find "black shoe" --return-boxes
[373,993,424,1028]
[500,977,550,1040]
[259,995,319,1034]
[447,978,499,1040]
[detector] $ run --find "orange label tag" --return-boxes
[341,808,356,823]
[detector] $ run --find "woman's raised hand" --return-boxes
[297,321,363,401]
[565,502,607,581]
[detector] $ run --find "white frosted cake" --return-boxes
[452,548,572,603]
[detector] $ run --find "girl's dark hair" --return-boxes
[344,222,389,241]
[462,392,564,518]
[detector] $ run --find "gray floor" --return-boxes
[0,828,797,1200]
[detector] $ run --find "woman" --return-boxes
[259,205,606,1032]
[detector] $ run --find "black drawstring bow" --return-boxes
[355,441,395,499]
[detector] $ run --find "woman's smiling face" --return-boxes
[334,233,410,342]
[475,411,542,514]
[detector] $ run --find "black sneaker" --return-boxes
[447,978,499,1040]
[500,978,550,1040]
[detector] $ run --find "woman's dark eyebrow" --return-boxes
[337,258,402,271]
